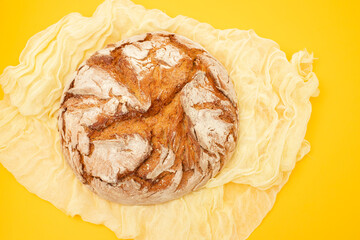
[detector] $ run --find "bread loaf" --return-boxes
[58,32,239,205]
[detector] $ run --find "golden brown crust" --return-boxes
[58,32,238,205]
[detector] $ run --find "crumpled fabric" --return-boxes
[0,0,319,239]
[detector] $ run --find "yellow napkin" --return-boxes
[0,0,319,239]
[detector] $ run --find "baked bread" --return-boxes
[58,32,238,205]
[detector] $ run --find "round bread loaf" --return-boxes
[58,32,238,205]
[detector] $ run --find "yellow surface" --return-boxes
[0,0,359,239]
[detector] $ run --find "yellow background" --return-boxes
[0,0,359,239]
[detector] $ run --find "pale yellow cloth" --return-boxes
[0,0,319,239]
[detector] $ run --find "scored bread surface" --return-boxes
[58,32,238,205]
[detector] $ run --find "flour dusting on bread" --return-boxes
[58,32,238,205]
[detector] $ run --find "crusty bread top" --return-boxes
[58,32,238,205]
